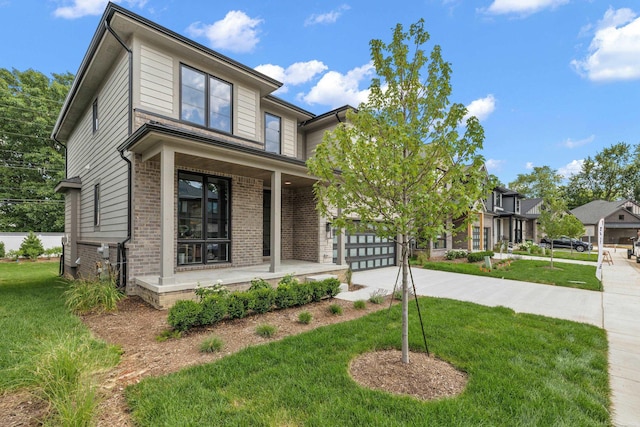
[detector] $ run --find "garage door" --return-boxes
[333,229,397,271]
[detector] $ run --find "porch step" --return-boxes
[305,274,348,293]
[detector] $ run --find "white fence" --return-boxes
[0,232,64,252]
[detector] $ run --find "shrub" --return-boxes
[309,280,327,302]
[19,231,44,260]
[275,284,297,309]
[194,280,228,301]
[328,304,343,315]
[256,324,277,338]
[292,282,312,306]
[200,336,224,353]
[0,241,5,258]
[64,276,124,315]
[227,292,253,319]
[369,289,387,304]
[199,294,228,325]
[298,311,313,324]
[445,249,467,260]
[44,246,63,258]
[467,250,495,263]
[249,287,276,314]
[323,278,341,298]
[249,278,272,291]
[278,273,299,287]
[167,300,202,332]
[353,300,367,310]
[6,249,19,260]
[393,290,403,300]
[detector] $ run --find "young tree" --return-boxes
[308,20,488,364]
[19,231,44,260]
[0,68,73,232]
[538,194,572,268]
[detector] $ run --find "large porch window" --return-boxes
[177,171,230,265]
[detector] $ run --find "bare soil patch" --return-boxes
[1,294,464,425]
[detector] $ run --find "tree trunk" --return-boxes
[401,236,409,364]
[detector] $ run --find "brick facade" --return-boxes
[293,186,320,262]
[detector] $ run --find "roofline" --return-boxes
[263,95,315,118]
[300,105,356,127]
[118,122,310,169]
[52,2,283,140]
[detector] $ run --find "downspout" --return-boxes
[52,136,67,276]
[105,18,134,289]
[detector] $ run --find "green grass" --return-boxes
[422,259,602,291]
[0,261,120,424]
[513,250,598,262]
[126,298,610,426]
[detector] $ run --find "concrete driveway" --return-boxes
[337,251,640,427]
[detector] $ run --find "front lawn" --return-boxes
[513,250,598,262]
[126,298,610,426]
[0,261,120,423]
[422,259,601,291]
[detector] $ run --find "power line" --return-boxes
[0,88,65,105]
[0,101,58,116]
[1,199,65,204]
[0,130,54,141]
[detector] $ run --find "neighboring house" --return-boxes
[521,198,543,242]
[485,186,525,246]
[53,4,383,308]
[571,200,640,245]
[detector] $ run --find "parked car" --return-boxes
[539,236,592,252]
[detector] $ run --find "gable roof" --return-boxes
[52,2,286,142]
[521,198,543,219]
[571,200,640,225]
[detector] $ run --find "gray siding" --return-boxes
[140,44,173,114]
[237,85,258,139]
[282,118,296,157]
[66,53,130,241]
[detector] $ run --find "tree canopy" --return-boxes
[508,165,562,199]
[562,142,640,209]
[0,68,72,232]
[307,20,488,363]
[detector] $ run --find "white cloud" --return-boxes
[54,0,146,19]
[186,11,262,53]
[485,158,505,172]
[255,60,328,93]
[305,5,350,26]
[571,7,640,81]
[562,134,595,149]
[300,62,374,109]
[463,94,496,122]
[482,0,568,16]
[525,162,534,170]
[558,159,584,178]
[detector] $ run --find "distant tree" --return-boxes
[19,231,45,260]
[508,166,562,199]
[0,68,73,232]
[562,142,639,209]
[308,20,488,364]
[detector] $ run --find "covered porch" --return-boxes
[134,260,348,309]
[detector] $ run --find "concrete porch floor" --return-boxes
[135,260,348,294]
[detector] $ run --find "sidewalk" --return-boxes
[337,253,640,426]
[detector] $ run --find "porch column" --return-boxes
[270,170,281,273]
[336,208,346,265]
[159,147,175,285]
[479,212,484,250]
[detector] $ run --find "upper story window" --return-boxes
[515,199,521,214]
[265,113,281,154]
[619,214,625,220]
[180,64,232,133]
[493,192,502,208]
[92,99,99,133]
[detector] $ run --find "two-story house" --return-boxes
[53,3,385,308]
[485,186,525,246]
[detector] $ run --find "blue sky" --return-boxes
[1,0,639,184]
